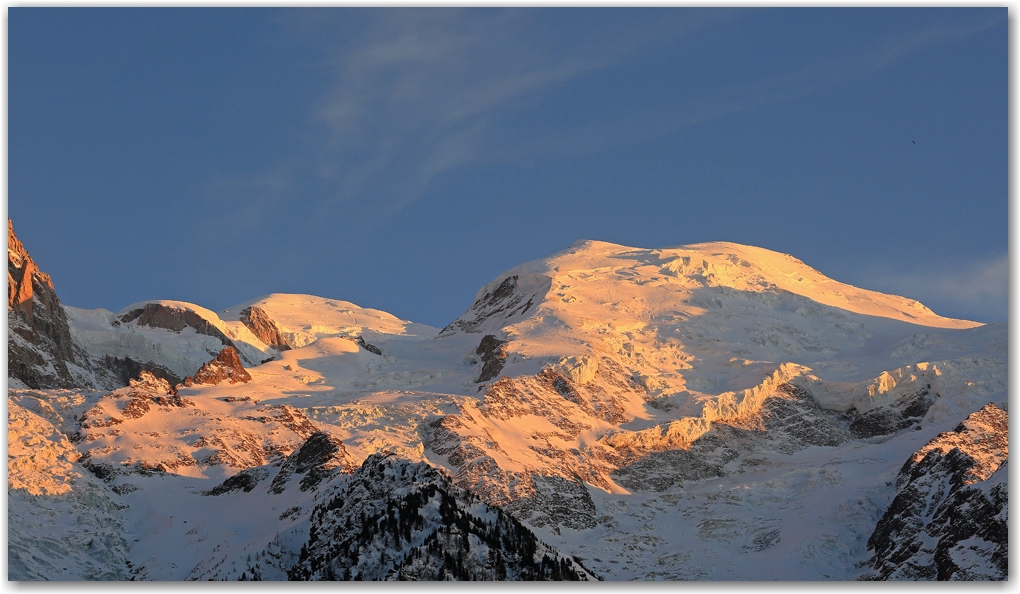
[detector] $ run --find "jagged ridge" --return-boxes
[864,404,1007,580]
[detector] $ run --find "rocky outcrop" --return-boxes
[863,403,1007,580]
[78,372,197,479]
[239,306,291,351]
[203,431,356,497]
[180,347,252,387]
[850,387,933,440]
[78,372,191,430]
[8,219,81,388]
[475,334,507,382]
[424,361,637,510]
[268,431,357,494]
[439,275,543,336]
[355,336,382,356]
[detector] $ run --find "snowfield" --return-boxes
[9,239,1007,580]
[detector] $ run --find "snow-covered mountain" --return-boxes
[8,225,1007,581]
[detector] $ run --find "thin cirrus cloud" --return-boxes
[303,9,736,223]
[199,9,681,242]
[854,253,1008,323]
[198,9,1001,243]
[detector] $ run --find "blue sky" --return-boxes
[9,8,1007,327]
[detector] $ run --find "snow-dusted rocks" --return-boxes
[76,371,327,482]
[863,404,1008,580]
[439,274,546,337]
[267,431,357,494]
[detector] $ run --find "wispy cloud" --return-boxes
[299,9,735,229]
[200,9,1003,240]
[854,253,1008,323]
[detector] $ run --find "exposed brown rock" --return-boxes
[335,334,382,355]
[8,218,39,314]
[7,218,81,388]
[180,346,252,387]
[239,305,291,350]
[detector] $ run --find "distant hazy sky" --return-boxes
[9,8,1007,327]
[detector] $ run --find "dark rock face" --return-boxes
[120,303,249,363]
[239,306,291,351]
[204,467,271,496]
[205,431,355,497]
[180,347,252,387]
[355,336,382,356]
[268,431,357,494]
[863,403,1008,581]
[8,219,91,389]
[475,334,507,382]
[439,275,544,336]
[282,454,596,581]
[850,388,933,440]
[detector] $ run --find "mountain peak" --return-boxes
[7,219,83,388]
[457,240,978,336]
